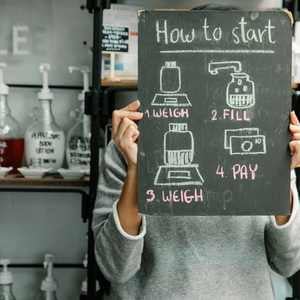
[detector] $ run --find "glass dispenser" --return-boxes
[25,64,65,169]
[66,66,90,172]
[0,259,16,300]
[0,63,24,171]
[35,254,58,300]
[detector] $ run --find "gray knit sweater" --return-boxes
[93,142,300,300]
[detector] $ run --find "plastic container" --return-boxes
[35,254,58,300]
[25,64,65,169]
[80,254,100,299]
[0,63,24,171]
[66,66,91,172]
[0,259,16,300]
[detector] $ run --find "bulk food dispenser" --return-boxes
[66,66,91,172]
[0,63,24,171]
[25,64,65,169]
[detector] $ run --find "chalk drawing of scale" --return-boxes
[154,123,204,186]
[208,61,256,109]
[152,61,192,107]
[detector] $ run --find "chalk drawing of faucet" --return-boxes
[208,61,256,109]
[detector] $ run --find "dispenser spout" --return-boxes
[208,61,242,75]
[39,63,53,100]
[0,63,9,95]
[40,253,58,292]
[0,259,10,272]
[0,63,7,86]
[69,66,90,101]
[43,254,54,279]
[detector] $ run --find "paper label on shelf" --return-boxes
[67,136,90,169]
[25,131,65,169]
[102,25,129,53]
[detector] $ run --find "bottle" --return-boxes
[164,123,194,166]
[0,63,24,171]
[160,61,181,94]
[66,66,91,172]
[79,254,88,300]
[0,259,16,300]
[25,64,65,169]
[80,254,100,299]
[35,254,58,300]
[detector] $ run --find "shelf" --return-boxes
[0,174,89,187]
[101,78,137,88]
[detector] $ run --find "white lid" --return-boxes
[38,64,54,100]
[0,259,13,285]
[41,254,57,292]
[68,66,90,101]
[0,63,9,95]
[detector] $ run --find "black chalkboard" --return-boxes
[138,10,292,216]
[102,25,129,52]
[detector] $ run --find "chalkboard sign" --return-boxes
[102,26,129,52]
[138,10,292,216]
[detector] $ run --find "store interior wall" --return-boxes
[0,0,293,299]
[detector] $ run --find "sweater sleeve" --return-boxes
[265,170,300,277]
[92,142,146,284]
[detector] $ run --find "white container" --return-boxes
[0,167,13,178]
[35,254,58,300]
[0,259,16,300]
[25,64,65,169]
[66,66,91,172]
[57,168,85,180]
[17,167,50,179]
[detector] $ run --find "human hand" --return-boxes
[289,111,300,169]
[112,100,143,169]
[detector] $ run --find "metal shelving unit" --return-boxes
[0,0,136,298]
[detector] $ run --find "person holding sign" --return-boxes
[92,100,300,299]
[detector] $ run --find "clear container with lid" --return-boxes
[0,259,16,300]
[25,64,65,169]
[35,254,58,300]
[66,66,91,172]
[0,63,24,171]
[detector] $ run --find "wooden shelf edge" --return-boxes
[101,78,137,88]
[0,175,89,188]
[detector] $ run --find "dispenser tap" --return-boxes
[0,63,7,86]
[0,259,10,272]
[68,66,90,101]
[43,254,54,279]
[39,63,53,100]
[208,61,242,75]
[0,63,9,95]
